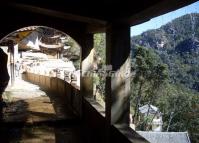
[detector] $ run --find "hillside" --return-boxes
[131,13,199,92]
[130,13,199,143]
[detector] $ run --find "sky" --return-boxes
[131,1,199,36]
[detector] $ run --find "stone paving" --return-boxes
[2,78,75,123]
[0,77,83,143]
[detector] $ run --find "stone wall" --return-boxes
[22,72,81,116]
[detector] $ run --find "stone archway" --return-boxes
[0,26,81,87]
[0,26,82,124]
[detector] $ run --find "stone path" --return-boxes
[0,77,83,143]
[2,78,75,123]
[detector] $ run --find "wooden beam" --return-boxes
[86,25,106,33]
[8,3,107,26]
[119,0,197,26]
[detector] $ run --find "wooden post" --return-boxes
[80,33,94,99]
[8,41,15,86]
[106,23,131,126]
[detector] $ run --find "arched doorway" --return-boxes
[0,26,81,87]
[0,26,82,142]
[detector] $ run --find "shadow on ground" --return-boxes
[0,80,84,143]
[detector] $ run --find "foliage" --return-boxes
[62,37,81,69]
[131,46,168,129]
[93,33,106,99]
[131,13,199,142]
[157,84,199,143]
[131,13,199,92]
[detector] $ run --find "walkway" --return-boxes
[0,77,83,143]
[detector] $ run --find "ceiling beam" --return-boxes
[8,2,107,26]
[120,0,197,26]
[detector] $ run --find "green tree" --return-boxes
[157,84,199,143]
[131,46,168,129]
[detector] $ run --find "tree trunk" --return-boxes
[133,81,143,124]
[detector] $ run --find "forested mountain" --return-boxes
[131,13,199,92]
[130,13,199,143]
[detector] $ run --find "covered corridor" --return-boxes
[0,0,197,143]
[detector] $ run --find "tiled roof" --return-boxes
[139,104,159,114]
[16,26,38,32]
[137,131,191,143]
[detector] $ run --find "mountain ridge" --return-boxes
[131,13,199,92]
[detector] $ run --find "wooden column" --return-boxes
[80,33,94,98]
[8,41,15,86]
[106,23,131,126]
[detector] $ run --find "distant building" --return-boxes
[139,104,163,132]
[137,131,191,143]
[139,104,158,115]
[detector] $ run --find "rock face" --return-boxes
[131,13,199,50]
[131,13,199,91]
